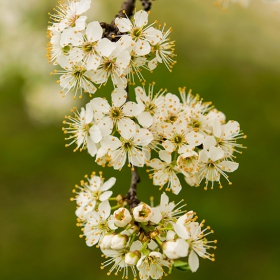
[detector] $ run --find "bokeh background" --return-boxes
[1,0,280,279]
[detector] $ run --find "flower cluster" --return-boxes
[72,173,217,279]
[63,85,246,193]
[47,0,176,99]
[48,1,247,278]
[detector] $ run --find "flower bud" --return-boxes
[125,250,141,266]
[110,234,128,250]
[166,230,176,241]
[133,203,153,222]
[163,241,180,259]
[163,239,189,259]
[100,233,114,249]
[113,207,132,227]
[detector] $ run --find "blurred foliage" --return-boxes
[1,0,280,279]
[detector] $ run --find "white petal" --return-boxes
[223,120,240,138]
[144,27,162,45]
[130,240,143,251]
[166,230,176,241]
[111,149,127,169]
[86,21,102,42]
[101,135,121,151]
[86,137,97,157]
[128,148,145,167]
[185,131,204,146]
[118,118,136,140]
[115,17,133,32]
[160,192,169,209]
[137,112,154,127]
[91,98,110,114]
[85,102,94,123]
[150,207,162,224]
[96,38,116,57]
[75,16,87,31]
[174,223,189,239]
[101,177,116,191]
[85,54,101,71]
[199,149,209,163]
[99,200,111,219]
[213,119,222,138]
[148,240,158,250]
[112,88,127,107]
[148,57,158,70]
[188,250,199,272]
[219,161,239,172]
[99,191,113,201]
[162,140,175,153]
[56,55,71,69]
[134,128,153,146]
[134,10,148,27]
[176,239,189,257]
[81,73,97,94]
[76,0,91,14]
[159,150,171,163]
[98,117,113,136]
[89,125,102,143]
[203,136,217,150]
[116,50,131,73]
[209,146,224,162]
[122,102,142,117]
[135,86,148,102]
[134,40,151,56]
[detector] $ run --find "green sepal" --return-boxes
[173,260,190,271]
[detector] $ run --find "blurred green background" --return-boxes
[1,0,280,279]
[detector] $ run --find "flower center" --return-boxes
[122,139,133,151]
[138,205,151,218]
[145,102,156,115]
[173,134,183,144]
[69,15,78,27]
[91,190,101,200]
[190,119,201,131]
[62,45,70,55]
[132,27,143,41]
[167,114,178,123]
[82,42,96,53]
[115,209,125,221]
[103,58,116,72]
[72,66,86,79]
[109,107,124,121]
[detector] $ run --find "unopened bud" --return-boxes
[125,250,141,266]
[111,234,128,250]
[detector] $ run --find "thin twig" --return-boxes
[125,167,141,208]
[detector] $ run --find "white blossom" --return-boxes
[48,0,91,32]
[113,207,132,227]
[115,10,163,56]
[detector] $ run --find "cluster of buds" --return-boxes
[47,0,176,99]
[63,84,246,193]
[72,172,217,279]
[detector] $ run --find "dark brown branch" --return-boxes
[111,0,136,23]
[125,167,141,208]
[102,0,154,41]
[140,0,153,11]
